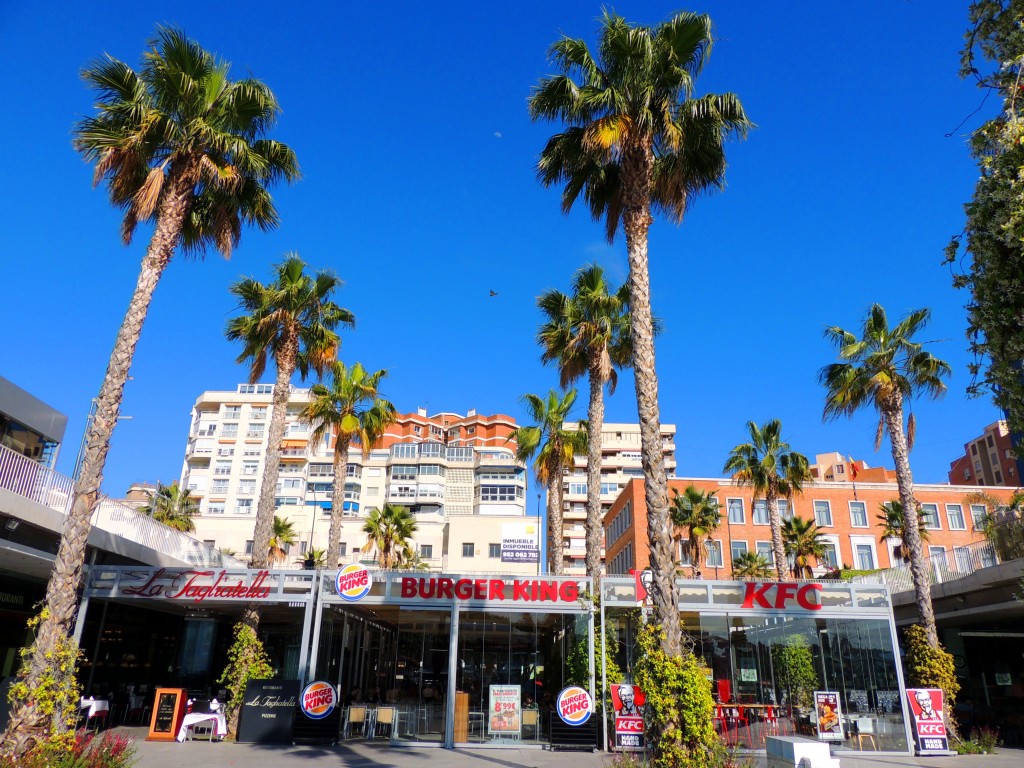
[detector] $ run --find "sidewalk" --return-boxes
[120,727,1022,768]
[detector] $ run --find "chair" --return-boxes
[855,718,878,751]
[85,709,108,732]
[372,706,396,739]
[186,716,219,742]
[729,706,750,748]
[713,705,731,744]
[522,709,540,740]
[343,706,368,738]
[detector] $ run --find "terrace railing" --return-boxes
[0,442,242,568]
[856,536,1002,594]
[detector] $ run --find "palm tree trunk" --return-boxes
[0,168,196,759]
[584,362,606,579]
[767,492,787,581]
[326,434,350,566]
[691,534,702,579]
[882,403,939,648]
[620,140,680,656]
[547,473,565,574]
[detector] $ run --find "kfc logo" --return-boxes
[907,689,948,753]
[741,582,822,610]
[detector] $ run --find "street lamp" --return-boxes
[73,394,133,481]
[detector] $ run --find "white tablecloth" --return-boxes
[176,712,227,742]
[80,699,110,719]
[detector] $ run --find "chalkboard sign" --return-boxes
[147,688,187,742]
[237,679,300,744]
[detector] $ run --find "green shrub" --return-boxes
[0,731,136,768]
[633,623,718,768]
[974,726,1000,753]
[902,625,960,737]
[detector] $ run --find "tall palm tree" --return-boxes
[724,420,812,581]
[2,28,298,757]
[508,390,588,575]
[362,505,417,570]
[537,264,631,578]
[669,485,721,579]
[530,10,750,654]
[300,362,396,567]
[877,500,930,563]
[820,304,951,648]
[140,481,199,532]
[226,255,353,623]
[268,516,297,566]
[732,552,773,580]
[782,515,827,579]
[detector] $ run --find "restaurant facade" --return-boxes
[75,564,915,753]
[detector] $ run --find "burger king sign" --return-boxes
[556,685,593,726]
[300,681,337,720]
[336,563,372,601]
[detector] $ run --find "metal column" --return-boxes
[444,605,459,749]
[296,577,318,686]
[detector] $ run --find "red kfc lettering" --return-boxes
[773,583,797,608]
[488,580,506,600]
[796,583,822,610]
[401,578,417,598]
[741,582,773,609]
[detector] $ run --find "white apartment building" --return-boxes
[180,385,540,573]
[560,422,677,574]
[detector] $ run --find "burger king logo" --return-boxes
[301,681,337,720]
[336,563,372,601]
[556,685,593,726]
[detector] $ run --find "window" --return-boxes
[920,503,941,529]
[854,543,875,570]
[727,499,744,524]
[278,477,303,490]
[222,423,238,438]
[705,540,724,568]
[212,479,229,494]
[391,444,417,458]
[929,546,948,567]
[462,543,474,558]
[247,423,265,438]
[954,546,972,572]
[207,502,225,515]
[275,496,300,508]
[224,406,241,419]
[600,482,620,496]
[203,539,216,548]
[235,499,253,514]
[488,543,501,558]
[420,544,432,560]
[217,447,235,457]
[239,479,256,495]
[214,461,232,476]
[337,542,347,557]
[242,461,258,476]
[391,465,417,481]
[756,541,774,564]
[778,500,793,521]
[251,406,267,420]
[480,485,518,502]
[820,542,839,569]
[814,500,833,527]
[244,540,254,555]
[835,464,845,475]
[419,464,445,476]
[752,501,769,525]
[568,482,587,496]
[606,502,632,547]
[731,540,748,562]
[970,504,988,530]
[849,501,868,527]
[243,449,261,457]
[946,504,966,530]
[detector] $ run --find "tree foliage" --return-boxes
[770,634,818,709]
[218,621,273,739]
[946,0,1024,443]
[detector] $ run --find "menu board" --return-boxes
[147,688,187,741]
[237,679,300,744]
[488,685,521,736]
[814,691,843,741]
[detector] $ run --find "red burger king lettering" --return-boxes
[400,577,579,603]
[556,686,593,725]
[336,564,372,601]
[337,570,368,592]
[300,681,337,720]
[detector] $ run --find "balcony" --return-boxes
[0,442,241,570]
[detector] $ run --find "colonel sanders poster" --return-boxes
[814,691,843,741]
[906,688,948,753]
[611,683,645,750]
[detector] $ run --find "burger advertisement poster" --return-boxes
[814,691,843,741]
[906,688,949,753]
[488,684,521,736]
[611,682,645,751]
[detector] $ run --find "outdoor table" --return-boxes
[80,698,110,719]
[176,711,227,741]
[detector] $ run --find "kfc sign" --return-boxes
[400,577,579,603]
[907,688,949,753]
[741,582,822,611]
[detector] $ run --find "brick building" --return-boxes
[604,476,1019,577]
[948,420,1023,487]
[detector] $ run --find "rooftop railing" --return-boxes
[856,536,1002,594]
[0,442,243,569]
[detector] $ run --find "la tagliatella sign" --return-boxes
[121,568,273,602]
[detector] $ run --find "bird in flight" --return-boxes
[489,290,498,297]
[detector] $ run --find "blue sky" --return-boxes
[0,1,1007,495]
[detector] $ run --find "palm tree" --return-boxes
[300,361,396,567]
[299,547,327,569]
[724,420,812,581]
[669,485,721,579]
[820,304,951,648]
[509,390,588,575]
[226,255,353,620]
[530,10,750,654]
[732,552,773,580]
[362,505,417,570]
[268,516,297,566]
[782,515,827,579]
[140,481,198,532]
[537,265,631,578]
[877,501,930,563]
[2,29,298,756]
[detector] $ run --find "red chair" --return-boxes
[729,706,750,748]
[714,705,731,744]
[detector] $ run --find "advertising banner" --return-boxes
[501,523,540,564]
[488,684,521,736]
[611,682,645,751]
[907,688,949,753]
[814,691,843,741]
